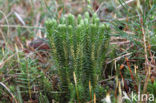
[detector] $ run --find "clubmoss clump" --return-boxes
[45,12,110,102]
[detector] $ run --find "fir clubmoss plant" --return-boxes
[46,12,110,102]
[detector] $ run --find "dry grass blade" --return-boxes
[117,0,136,9]
[0,54,15,69]
[94,93,96,103]
[0,82,18,103]
[0,10,10,38]
[14,12,26,25]
[0,24,44,29]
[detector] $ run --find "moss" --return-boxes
[45,12,111,102]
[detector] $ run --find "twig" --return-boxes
[141,16,151,93]
[57,1,86,8]
[106,52,132,64]
[117,15,139,21]
[99,76,115,83]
